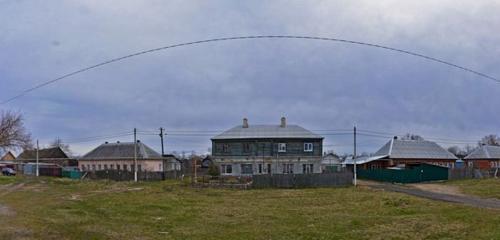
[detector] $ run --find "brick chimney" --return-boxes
[280,117,286,128]
[242,118,249,128]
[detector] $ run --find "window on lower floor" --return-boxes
[98,164,102,170]
[258,164,262,174]
[241,164,253,174]
[131,164,135,172]
[92,165,96,171]
[138,164,142,172]
[104,164,108,170]
[123,164,128,171]
[110,164,114,170]
[283,164,294,174]
[302,164,314,174]
[117,164,121,170]
[81,165,86,171]
[221,164,232,174]
[267,163,271,174]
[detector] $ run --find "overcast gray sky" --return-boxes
[1,1,500,156]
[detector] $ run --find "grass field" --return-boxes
[0,176,499,240]
[447,178,500,199]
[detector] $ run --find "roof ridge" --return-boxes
[484,146,491,158]
[388,138,394,156]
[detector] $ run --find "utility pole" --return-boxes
[134,128,138,182]
[36,139,39,177]
[353,125,357,186]
[159,127,165,156]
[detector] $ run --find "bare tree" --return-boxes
[479,134,500,146]
[463,144,477,155]
[0,111,33,153]
[49,137,72,156]
[401,133,424,141]
[447,146,461,156]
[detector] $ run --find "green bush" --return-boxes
[208,163,220,177]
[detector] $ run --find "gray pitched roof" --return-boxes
[17,147,68,160]
[375,138,457,160]
[464,145,500,160]
[212,124,323,140]
[81,142,161,160]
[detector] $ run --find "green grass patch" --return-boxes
[447,178,500,199]
[0,177,499,239]
[0,175,18,185]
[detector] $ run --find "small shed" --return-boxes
[23,163,62,177]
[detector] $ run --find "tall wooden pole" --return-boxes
[159,127,165,156]
[134,128,138,182]
[36,139,39,177]
[353,125,357,186]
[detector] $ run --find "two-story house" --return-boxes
[211,117,323,176]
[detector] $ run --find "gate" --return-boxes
[358,164,448,183]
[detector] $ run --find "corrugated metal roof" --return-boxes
[375,139,457,160]
[464,145,500,159]
[81,142,161,159]
[344,155,388,165]
[212,124,323,140]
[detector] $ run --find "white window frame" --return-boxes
[304,143,313,152]
[302,164,314,174]
[283,164,294,174]
[221,164,232,174]
[278,143,287,153]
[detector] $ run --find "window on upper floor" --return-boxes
[304,143,313,152]
[222,144,230,153]
[278,143,287,153]
[243,143,251,153]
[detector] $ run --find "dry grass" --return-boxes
[0,176,499,240]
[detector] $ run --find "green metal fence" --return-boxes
[358,164,448,183]
[62,170,82,180]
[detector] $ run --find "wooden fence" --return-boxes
[448,167,499,180]
[85,170,182,181]
[252,172,353,188]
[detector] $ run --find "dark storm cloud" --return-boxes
[1,0,499,155]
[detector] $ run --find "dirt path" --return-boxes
[360,180,500,209]
[0,183,25,216]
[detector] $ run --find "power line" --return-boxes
[58,132,134,144]
[1,35,499,105]
[48,127,487,147]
